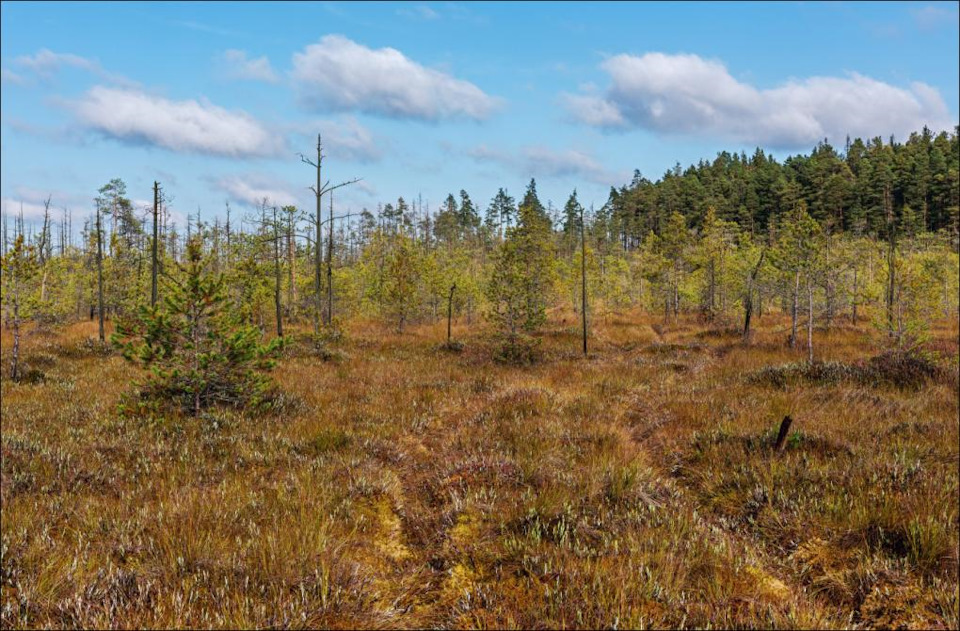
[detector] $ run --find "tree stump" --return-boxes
[774,415,794,452]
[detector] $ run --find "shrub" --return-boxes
[494,332,541,365]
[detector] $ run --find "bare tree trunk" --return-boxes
[790,270,799,348]
[38,197,51,305]
[313,136,323,334]
[96,199,105,343]
[447,283,456,343]
[11,293,21,381]
[581,204,588,356]
[287,211,296,320]
[326,191,334,326]
[151,181,159,306]
[851,266,858,325]
[807,275,814,363]
[885,185,896,339]
[742,250,765,341]
[273,206,283,338]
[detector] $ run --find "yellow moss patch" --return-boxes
[744,565,791,601]
[374,497,412,563]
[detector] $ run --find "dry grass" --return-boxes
[2,311,957,629]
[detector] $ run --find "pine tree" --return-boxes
[486,198,556,361]
[113,236,282,416]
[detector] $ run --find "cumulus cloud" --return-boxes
[70,86,285,158]
[213,174,300,208]
[566,52,956,147]
[217,49,279,83]
[291,35,499,121]
[13,48,134,85]
[467,144,625,186]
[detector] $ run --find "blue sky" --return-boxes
[2,1,958,229]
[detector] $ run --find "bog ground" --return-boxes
[2,313,957,629]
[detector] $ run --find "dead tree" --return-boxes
[33,196,52,306]
[581,203,588,356]
[884,184,897,341]
[742,249,766,341]
[447,283,456,343]
[151,181,160,306]
[272,205,284,338]
[95,197,106,342]
[299,134,361,334]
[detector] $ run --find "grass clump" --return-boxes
[748,348,945,390]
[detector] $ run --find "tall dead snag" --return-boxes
[884,183,897,341]
[742,249,765,341]
[807,276,814,363]
[326,191,334,326]
[95,196,106,342]
[580,203,588,356]
[447,283,456,344]
[300,134,361,334]
[272,205,284,338]
[151,181,160,306]
[37,196,51,305]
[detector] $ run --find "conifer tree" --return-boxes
[113,236,282,416]
[486,197,556,360]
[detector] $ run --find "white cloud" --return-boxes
[218,49,279,83]
[1,68,24,84]
[70,86,285,158]
[1,198,52,221]
[293,116,383,163]
[566,52,956,147]
[562,93,625,127]
[291,35,499,121]
[13,48,134,86]
[213,174,300,208]
[398,5,439,20]
[467,144,626,186]
[912,4,959,31]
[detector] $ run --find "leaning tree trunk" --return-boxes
[807,275,814,363]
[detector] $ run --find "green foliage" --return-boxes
[113,237,282,416]
[486,201,556,338]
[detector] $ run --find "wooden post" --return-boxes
[774,415,794,452]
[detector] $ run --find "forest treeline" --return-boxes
[2,127,959,370]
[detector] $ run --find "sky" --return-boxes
[2,1,958,230]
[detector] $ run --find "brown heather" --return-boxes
[1,311,958,629]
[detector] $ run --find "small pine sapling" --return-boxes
[113,237,283,416]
